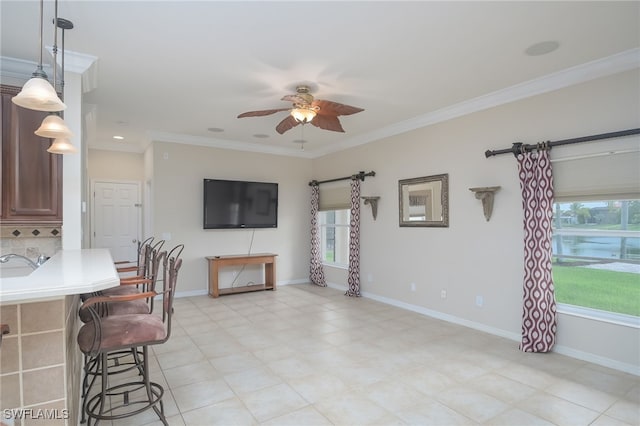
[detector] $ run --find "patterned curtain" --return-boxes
[346,178,361,297]
[309,185,326,286]
[517,146,557,352]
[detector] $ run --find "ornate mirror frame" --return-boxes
[398,173,449,227]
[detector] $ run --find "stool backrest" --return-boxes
[160,248,183,341]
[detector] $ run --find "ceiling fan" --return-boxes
[237,85,364,134]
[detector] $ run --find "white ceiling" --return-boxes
[2,1,639,158]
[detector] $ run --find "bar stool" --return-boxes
[77,251,182,425]
[113,236,155,276]
[78,244,165,423]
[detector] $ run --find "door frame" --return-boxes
[90,179,143,249]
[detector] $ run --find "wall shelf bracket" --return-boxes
[469,186,501,221]
[361,196,380,221]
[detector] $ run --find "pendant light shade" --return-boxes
[35,114,73,138]
[12,76,66,112]
[12,0,66,112]
[47,138,77,154]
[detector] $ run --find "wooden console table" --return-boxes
[206,253,277,298]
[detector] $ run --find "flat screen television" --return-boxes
[203,179,278,229]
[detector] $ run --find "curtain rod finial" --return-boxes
[512,142,523,157]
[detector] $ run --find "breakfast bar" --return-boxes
[0,249,119,426]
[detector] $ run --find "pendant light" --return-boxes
[48,17,77,155]
[35,12,74,140]
[35,114,73,139]
[12,0,66,112]
[47,137,77,154]
[42,9,77,154]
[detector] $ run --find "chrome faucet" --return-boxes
[0,254,48,270]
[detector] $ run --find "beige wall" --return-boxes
[86,70,639,373]
[312,69,640,372]
[149,142,313,297]
[87,149,145,181]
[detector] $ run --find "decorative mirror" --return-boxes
[399,173,449,227]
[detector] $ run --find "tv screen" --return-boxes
[203,179,278,229]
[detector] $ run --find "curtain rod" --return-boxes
[484,128,640,158]
[309,171,376,186]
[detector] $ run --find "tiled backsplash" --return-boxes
[0,226,62,260]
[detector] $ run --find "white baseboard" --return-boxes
[174,280,638,375]
[175,289,208,298]
[553,344,640,376]
[277,278,309,286]
[327,281,639,375]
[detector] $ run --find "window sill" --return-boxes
[321,262,348,270]
[557,303,640,329]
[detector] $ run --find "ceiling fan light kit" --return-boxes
[238,85,364,135]
[291,107,317,123]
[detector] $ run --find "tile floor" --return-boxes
[92,284,638,426]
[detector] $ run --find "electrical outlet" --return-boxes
[476,295,484,307]
[441,289,447,299]
[410,282,416,292]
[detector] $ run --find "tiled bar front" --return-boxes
[0,249,119,426]
[0,296,82,426]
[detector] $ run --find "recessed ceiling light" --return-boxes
[253,134,269,139]
[525,40,560,56]
[113,135,124,140]
[207,127,224,133]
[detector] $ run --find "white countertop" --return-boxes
[0,249,120,304]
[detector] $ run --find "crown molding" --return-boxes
[1,51,98,92]
[311,48,640,159]
[0,56,54,85]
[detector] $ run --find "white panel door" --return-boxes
[92,181,141,262]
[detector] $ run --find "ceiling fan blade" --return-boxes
[310,114,345,133]
[275,115,300,134]
[237,108,290,118]
[313,99,364,116]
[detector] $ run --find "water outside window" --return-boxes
[552,200,640,317]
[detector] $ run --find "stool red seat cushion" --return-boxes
[77,313,166,354]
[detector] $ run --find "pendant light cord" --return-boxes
[52,0,59,91]
[36,0,44,75]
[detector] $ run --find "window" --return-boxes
[552,199,640,318]
[319,209,350,266]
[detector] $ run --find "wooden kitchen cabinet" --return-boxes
[1,85,63,224]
